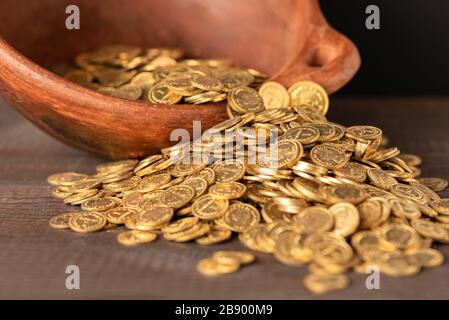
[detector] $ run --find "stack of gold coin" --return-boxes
[54,45,266,104]
[47,77,449,296]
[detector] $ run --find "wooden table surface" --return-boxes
[1,97,449,300]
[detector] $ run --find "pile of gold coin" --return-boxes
[54,45,266,104]
[47,74,449,295]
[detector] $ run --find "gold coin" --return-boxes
[406,248,444,268]
[308,123,335,141]
[69,212,107,233]
[162,217,199,233]
[283,125,320,145]
[288,80,329,115]
[96,159,138,174]
[197,258,240,276]
[136,206,174,228]
[63,189,99,204]
[195,227,232,245]
[104,207,137,224]
[266,139,302,169]
[228,86,265,113]
[208,182,247,200]
[411,219,449,242]
[160,185,195,209]
[167,223,211,242]
[357,197,391,229]
[417,177,448,192]
[258,81,290,109]
[378,252,420,277]
[136,173,171,193]
[379,223,422,250]
[430,198,449,215]
[192,194,229,220]
[223,201,260,233]
[181,177,208,198]
[390,183,428,204]
[334,162,367,183]
[191,74,223,91]
[47,172,87,186]
[148,81,182,104]
[310,144,347,169]
[303,273,349,295]
[213,160,245,183]
[323,184,366,204]
[187,168,216,185]
[117,230,157,246]
[49,212,79,229]
[293,206,334,234]
[329,202,359,237]
[346,125,382,141]
[67,179,101,193]
[81,197,118,212]
[212,251,255,265]
[367,168,398,190]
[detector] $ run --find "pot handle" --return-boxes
[272,24,361,94]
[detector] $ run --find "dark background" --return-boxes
[320,0,449,95]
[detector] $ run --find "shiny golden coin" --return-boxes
[303,273,349,295]
[389,198,421,220]
[329,202,359,237]
[162,217,199,233]
[69,212,107,233]
[310,144,347,169]
[63,189,99,204]
[358,197,390,229]
[334,162,367,183]
[160,185,195,209]
[293,206,334,234]
[103,176,141,192]
[379,223,422,250]
[430,198,449,215]
[417,177,448,192]
[67,179,101,193]
[367,168,398,190]
[148,81,182,104]
[346,125,382,141]
[187,168,216,185]
[47,172,87,186]
[104,207,137,224]
[283,125,320,145]
[406,248,444,268]
[212,251,255,265]
[191,74,223,91]
[308,123,336,142]
[223,201,260,233]
[136,206,174,228]
[390,183,428,204]
[166,223,211,242]
[266,139,302,169]
[228,86,265,113]
[213,160,245,183]
[49,212,79,229]
[81,197,118,212]
[296,105,327,123]
[181,177,208,198]
[288,81,329,115]
[209,182,247,200]
[411,219,449,242]
[51,186,73,199]
[197,258,240,276]
[323,184,366,204]
[117,230,157,246]
[378,252,420,277]
[136,173,172,193]
[192,194,229,220]
[258,81,290,109]
[195,227,232,245]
